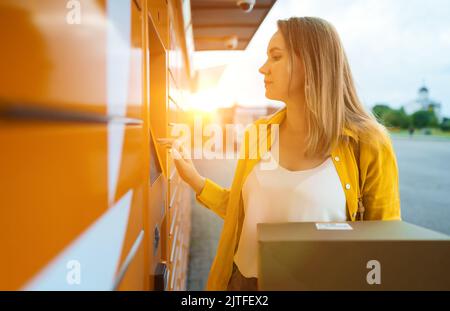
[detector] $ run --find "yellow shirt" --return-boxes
[195,107,401,291]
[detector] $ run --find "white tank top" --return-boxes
[233,132,347,278]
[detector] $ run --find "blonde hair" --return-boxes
[277,17,387,157]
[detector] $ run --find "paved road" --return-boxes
[187,157,235,291]
[392,136,450,235]
[187,137,450,290]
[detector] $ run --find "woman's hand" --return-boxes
[156,138,205,195]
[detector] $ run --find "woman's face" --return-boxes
[258,30,305,103]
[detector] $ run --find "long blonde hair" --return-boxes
[277,17,387,157]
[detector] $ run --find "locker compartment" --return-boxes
[169,185,186,237]
[149,129,163,184]
[169,206,187,268]
[149,173,166,228]
[112,124,147,206]
[168,70,181,105]
[115,184,147,288]
[169,223,180,264]
[148,173,166,289]
[169,201,180,237]
[167,0,187,90]
[148,11,169,177]
[168,96,182,126]
[169,182,180,210]
[109,122,148,291]
[0,1,144,120]
[148,129,167,290]
[126,0,145,120]
[175,229,189,291]
[0,121,149,290]
[0,1,106,115]
[168,167,181,198]
[167,10,177,82]
[181,244,189,289]
[115,230,146,290]
[148,0,169,49]
[169,240,182,290]
[153,261,169,291]
[176,234,186,289]
[0,121,109,290]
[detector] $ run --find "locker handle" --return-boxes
[154,225,160,253]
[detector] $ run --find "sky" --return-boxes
[192,0,450,117]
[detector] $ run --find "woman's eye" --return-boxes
[272,56,281,61]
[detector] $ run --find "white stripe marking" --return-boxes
[107,0,132,204]
[24,191,133,291]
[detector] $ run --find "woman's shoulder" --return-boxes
[354,124,396,161]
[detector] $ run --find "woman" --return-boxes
[158,17,401,291]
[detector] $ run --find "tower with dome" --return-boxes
[404,85,443,122]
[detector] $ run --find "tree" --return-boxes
[411,110,438,129]
[440,118,450,132]
[372,104,393,123]
[378,107,411,129]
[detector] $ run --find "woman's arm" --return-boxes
[195,178,230,220]
[157,138,229,220]
[358,133,402,220]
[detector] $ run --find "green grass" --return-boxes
[389,128,450,139]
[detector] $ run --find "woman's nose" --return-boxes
[259,63,268,75]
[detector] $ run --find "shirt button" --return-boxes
[345,184,351,190]
[334,156,340,162]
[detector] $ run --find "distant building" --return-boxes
[404,85,443,121]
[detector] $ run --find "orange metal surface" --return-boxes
[0,121,109,290]
[0,0,192,290]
